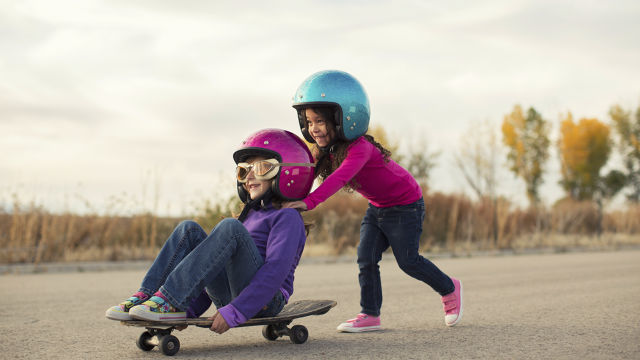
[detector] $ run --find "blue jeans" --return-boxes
[357,198,454,316]
[138,218,285,317]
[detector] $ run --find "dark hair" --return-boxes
[304,106,391,191]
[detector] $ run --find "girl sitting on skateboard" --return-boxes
[284,70,463,332]
[106,128,315,334]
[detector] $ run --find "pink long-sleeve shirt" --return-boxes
[302,136,422,210]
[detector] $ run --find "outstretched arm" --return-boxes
[300,138,372,210]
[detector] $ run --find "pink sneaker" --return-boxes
[441,277,463,326]
[336,313,381,333]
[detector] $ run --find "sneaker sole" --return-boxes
[105,308,132,321]
[129,306,186,322]
[337,325,382,333]
[446,280,464,327]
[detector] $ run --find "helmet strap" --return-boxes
[237,184,249,204]
[238,189,274,222]
[318,142,338,155]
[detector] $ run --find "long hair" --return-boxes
[306,107,391,191]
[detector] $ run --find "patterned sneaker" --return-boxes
[129,292,186,322]
[442,277,463,326]
[336,313,381,333]
[105,291,150,321]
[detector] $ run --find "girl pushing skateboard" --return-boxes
[284,70,463,332]
[106,129,316,334]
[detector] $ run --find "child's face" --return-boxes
[242,156,272,200]
[305,108,335,147]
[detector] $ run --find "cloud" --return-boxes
[1,0,639,214]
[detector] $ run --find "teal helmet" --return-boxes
[292,70,370,143]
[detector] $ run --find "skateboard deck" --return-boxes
[121,299,336,356]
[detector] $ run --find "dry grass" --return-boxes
[0,207,182,264]
[2,191,640,265]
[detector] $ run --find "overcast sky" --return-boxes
[2,0,639,215]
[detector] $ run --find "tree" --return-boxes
[609,103,640,202]
[403,142,439,188]
[557,113,612,200]
[558,113,626,236]
[455,119,500,200]
[454,119,502,246]
[501,105,551,207]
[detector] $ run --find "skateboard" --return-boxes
[121,299,337,356]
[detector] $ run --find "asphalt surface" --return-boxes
[1,250,639,359]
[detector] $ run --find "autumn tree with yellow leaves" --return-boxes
[501,105,550,206]
[557,113,625,201]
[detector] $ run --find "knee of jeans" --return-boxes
[396,253,420,274]
[178,220,202,233]
[214,217,243,233]
[357,255,380,269]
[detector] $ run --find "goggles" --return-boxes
[236,159,315,183]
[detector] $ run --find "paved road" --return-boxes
[1,250,639,359]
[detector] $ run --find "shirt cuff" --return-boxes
[280,287,290,302]
[303,198,316,211]
[217,304,248,328]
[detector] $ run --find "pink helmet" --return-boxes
[233,128,315,202]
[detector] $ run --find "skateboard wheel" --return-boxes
[290,325,308,344]
[159,335,180,356]
[136,331,154,352]
[262,325,279,341]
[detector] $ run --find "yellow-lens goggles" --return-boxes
[236,159,315,183]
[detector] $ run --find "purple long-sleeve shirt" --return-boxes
[303,136,422,210]
[204,206,306,327]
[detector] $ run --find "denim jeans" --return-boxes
[357,198,454,316]
[138,218,285,317]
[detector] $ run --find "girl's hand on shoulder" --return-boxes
[209,312,230,334]
[282,201,308,211]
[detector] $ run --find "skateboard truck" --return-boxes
[136,328,181,356]
[260,321,309,344]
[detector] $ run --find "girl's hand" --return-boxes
[209,312,230,334]
[282,201,308,211]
